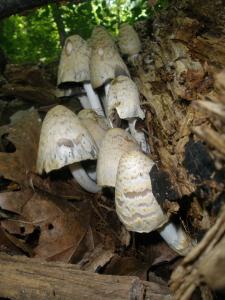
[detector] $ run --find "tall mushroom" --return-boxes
[57,35,104,116]
[115,149,196,256]
[107,75,150,152]
[36,105,101,193]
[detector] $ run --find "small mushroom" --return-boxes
[36,105,101,193]
[57,35,104,116]
[96,128,141,188]
[115,150,196,256]
[117,23,142,66]
[107,75,150,152]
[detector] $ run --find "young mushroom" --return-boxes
[107,75,150,152]
[78,108,111,181]
[57,35,104,116]
[115,149,196,256]
[117,23,142,66]
[36,105,101,193]
[90,25,119,52]
[96,128,141,188]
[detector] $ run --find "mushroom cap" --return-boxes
[57,35,91,86]
[36,105,98,174]
[115,150,169,232]
[90,46,130,89]
[117,23,142,55]
[90,25,119,52]
[107,75,145,120]
[78,109,111,149]
[96,128,141,187]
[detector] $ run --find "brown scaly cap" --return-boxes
[115,150,169,232]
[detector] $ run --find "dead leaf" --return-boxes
[0,227,33,257]
[34,196,91,262]
[28,170,90,200]
[0,108,41,214]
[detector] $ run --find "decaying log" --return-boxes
[2,64,60,105]
[2,83,59,105]
[170,205,225,299]
[0,252,172,300]
[134,0,225,207]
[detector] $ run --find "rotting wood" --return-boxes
[0,252,172,300]
[133,0,225,206]
[170,205,225,300]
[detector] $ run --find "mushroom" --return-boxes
[117,23,142,66]
[90,25,119,52]
[78,108,111,181]
[36,105,101,193]
[107,75,150,152]
[78,109,111,149]
[115,149,196,256]
[90,45,130,114]
[96,128,141,188]
[57,35,104,116]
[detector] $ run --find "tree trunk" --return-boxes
[52,5,67,48]
[0,45,11,74]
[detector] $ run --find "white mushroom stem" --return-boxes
[83,81,105,117]
[85,164,97,181]
[99,88,113,128]
[128,117,150,153]
[104,81,111,97]
[157,222,196,256]
[78,95,91,109]
[69,162,101,193]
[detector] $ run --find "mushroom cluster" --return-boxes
[36,24,196,256]
[56,24,148,152]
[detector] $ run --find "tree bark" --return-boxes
[0,0,87,20]
[134,0,225,203]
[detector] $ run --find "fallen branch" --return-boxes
[0,252,172,300]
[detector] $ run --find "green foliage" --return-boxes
[0,0,168,64]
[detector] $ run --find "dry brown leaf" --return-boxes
[0,108,41,214]
[34,196,91,262]
[28,171,90,200]
[0,227,33,256]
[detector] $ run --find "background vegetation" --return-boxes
[0,0,168,64]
